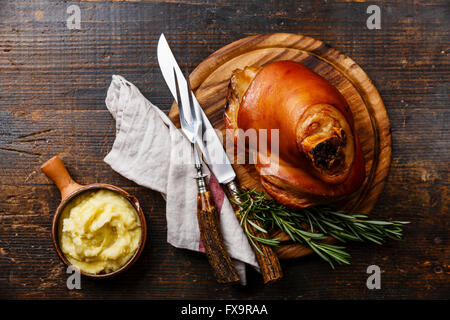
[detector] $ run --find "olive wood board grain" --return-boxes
[169,33,392,259]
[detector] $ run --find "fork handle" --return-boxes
[196,176,240,284]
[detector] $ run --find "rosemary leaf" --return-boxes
[235,189,410,268]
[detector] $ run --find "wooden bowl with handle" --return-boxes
[41,156,147,279]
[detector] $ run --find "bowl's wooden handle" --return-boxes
[41,156,83,200]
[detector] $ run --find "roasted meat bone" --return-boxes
[224,61,365,208]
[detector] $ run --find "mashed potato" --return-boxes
[59,189,142,274]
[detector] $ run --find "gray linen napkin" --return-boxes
[103,75,258,284]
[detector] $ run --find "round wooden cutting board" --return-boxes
[169,33,392,259]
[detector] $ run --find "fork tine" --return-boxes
[185,70,197,123]
[173,68,188,128]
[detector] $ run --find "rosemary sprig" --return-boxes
[234,189,409,268]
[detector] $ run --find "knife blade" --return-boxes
[157,33,283,283]
[157,33,235,184]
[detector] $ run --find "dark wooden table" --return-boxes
[0,0,448,300]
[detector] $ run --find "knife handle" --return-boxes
[225,179,283,284]
[196,176,240,284]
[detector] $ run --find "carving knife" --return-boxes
[157,33,282,283]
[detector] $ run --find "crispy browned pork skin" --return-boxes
[224,61,365,208]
